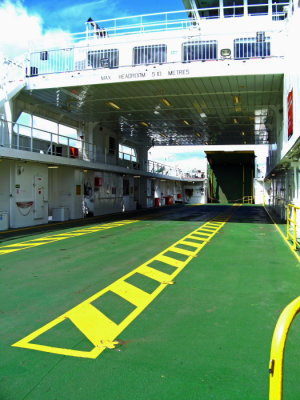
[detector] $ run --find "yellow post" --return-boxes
[286,204,300,250]
[286,204,289,240]
[269,296,300,400]
[293,208,297,250]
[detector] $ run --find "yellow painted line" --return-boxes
[0,220,138,256]
[264,207,300,263]
[0,249,21,255]
[110,281,151,307]
[168,246,196,257]
[12,208,237,359]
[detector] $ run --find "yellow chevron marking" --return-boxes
[12,208,237,359]
[110,281,151,307]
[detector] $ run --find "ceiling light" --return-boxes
[162,98,172,107]
[183,120,190,125]
[133,176,141,178]
[233,118,238,124]
[233,96,240,104]
[107,101,121,110]
[241,131,245,136]
[48,165,59,168]
[200,112,207,118]
[140,121,149,127]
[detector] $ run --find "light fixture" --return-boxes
[161,98,172,107]
[133,175,141,178]
[233,96,240,104]
[233,118,238,124]
[48,165,59,168]
[220,48,231,57]
[241,131,245,136]
[107,101,121,110]
[195,133,201,137]
[183,120,190,125]
[140,121,149,127]
[200,112,207,118]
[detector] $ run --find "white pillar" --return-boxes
[244,0,248,17]
[219,0,224,18]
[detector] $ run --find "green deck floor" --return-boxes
[1,205,299,400]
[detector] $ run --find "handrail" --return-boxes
[269,296,300,400]
[286,204,300,250]
[242,196,253,204]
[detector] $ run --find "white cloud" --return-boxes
[0,1,72,59]
[148,146,207,172]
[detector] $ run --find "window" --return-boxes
[197,0,220,18]
[183,41,217,62]
[224,0,244,17]
[248,0,268,16]
[272,0,289,19]
[87,49,119,68]
[119,144,136,162]
[234,36,270,59]
[40,51,48,61]
[133,45,167,66]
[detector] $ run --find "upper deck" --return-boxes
[25,3,288,89]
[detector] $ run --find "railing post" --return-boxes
[293,207,297,250]
[16,123,20,149]
[269,296,300,400]
[286,204,290,240]
[30,124,33,152]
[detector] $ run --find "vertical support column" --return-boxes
[4,99,13,148]
[244,0,248,17]
[30,113,33,152]
[219,0,224,19]
[268,0,273,18]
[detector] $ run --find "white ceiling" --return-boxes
[20,72,283,147]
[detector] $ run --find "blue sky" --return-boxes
[10,0,185,33]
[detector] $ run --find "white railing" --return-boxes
[0,57,24,86]
[147,160,183,177]
[0,119,188,179]
[0,119,96,162]
[26,28,285,77]
[0,57,25,105]
[84,5,289,40]
[24,4,290,52]
[85,10,196,40]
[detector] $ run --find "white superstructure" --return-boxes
[0,0,298,228]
